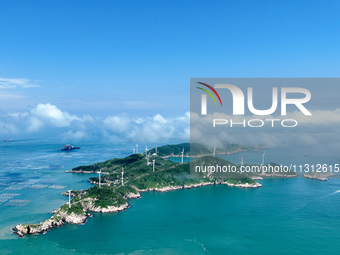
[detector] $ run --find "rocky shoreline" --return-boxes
[12,208,88,237]
[260,173,297,178]
[162,148,259,159]
[224,181,262,188]
[135,179,262,193]
[13,180,262,237]
[304,173,336,181]
[65,169,95,174]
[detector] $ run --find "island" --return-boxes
[145,142,260,158]
[304,172,337,181]
[12,143,296,237]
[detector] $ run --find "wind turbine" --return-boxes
[240,157,244,167]
[145,145,148,154]
[98,170,102,188]
[147,153,150,165]
[155,147,157,156]
[152,159,155,172]
[213,146,216,157]
[132,148,135,154]
[181,147,184,164]
[121,167,124,186]
[68,190,72,208]
[136,144,138,154]
[262,151,265,165]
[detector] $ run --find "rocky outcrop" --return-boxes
[124,192,141,199]
[92,203,130,213]
[183,182,215,189]
[137,185,183,192]
[136,180,261,192]
[224,181,262,188]
[251,176,263,180]
[65,170,95,174]
[305,176,328,181]
[304,173,336,181]
[80,198,130,213]
[13,208,87,237]
[259,173,297,178]
[89,202,129,213]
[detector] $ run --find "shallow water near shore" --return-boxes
[1,139,340,254]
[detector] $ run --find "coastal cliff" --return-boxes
[13,206,87,237]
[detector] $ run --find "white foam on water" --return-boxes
[329,190,340,195]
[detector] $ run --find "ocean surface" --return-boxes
[1,138,340,254]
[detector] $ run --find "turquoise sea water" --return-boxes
[1,139,340,254]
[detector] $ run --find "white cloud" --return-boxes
[2,101,340,148]
[63,130,88,140]
[0,77,40,89]
[190,108,340,149]
[286,109,340,124]
[27,116,44,132]
[191,108,340,126]
[152,114,167,124]
[8,112,29,118]
[0,121,18,135]
[104,115,131,133]
[104,112,190,142]
[29,103,81,127]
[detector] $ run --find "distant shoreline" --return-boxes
[162,148,260,159]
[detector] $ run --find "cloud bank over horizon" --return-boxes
[190,108,340,151]
[1,103,190,143]
[1,103,340,150]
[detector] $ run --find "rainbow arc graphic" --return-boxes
[196,82,223,106]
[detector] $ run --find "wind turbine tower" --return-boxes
[132,148,135,154]
[241,157,244,167]
[98,170,102,188]
[136,144,138,154]
[68,190,72,208]
[262,151,265,165]
[152,159,155,172]
[121,167,124,186]
[181,147,184,164]
[213,147,216,157]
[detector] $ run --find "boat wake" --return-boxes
[329,190,340,195]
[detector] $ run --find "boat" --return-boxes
[4,139,14,142]
[61,144,80,151]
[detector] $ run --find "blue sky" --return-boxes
[0,0,340,142]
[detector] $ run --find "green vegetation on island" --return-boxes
[13,143,296,237]
[147,142,258,158]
